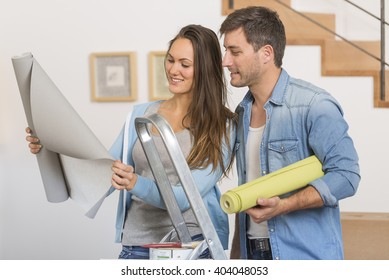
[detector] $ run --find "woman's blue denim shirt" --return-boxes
[107,101,235,250]
[235,69,360,259]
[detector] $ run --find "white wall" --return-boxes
[1,0,388,260]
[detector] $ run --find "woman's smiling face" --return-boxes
[165,37,195,96]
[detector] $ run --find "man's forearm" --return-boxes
[279,186,324,215]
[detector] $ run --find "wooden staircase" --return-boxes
[222,0,389,108]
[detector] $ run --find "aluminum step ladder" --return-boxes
[135,113,227,260]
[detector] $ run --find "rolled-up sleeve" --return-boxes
[307,94,360,206]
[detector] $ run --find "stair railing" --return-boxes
[380,0,386,101]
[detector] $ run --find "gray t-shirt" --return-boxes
[122,103,201,246]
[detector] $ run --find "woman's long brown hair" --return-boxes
[166,25,237,177]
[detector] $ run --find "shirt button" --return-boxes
[269,228,274,232]
[262,171,267,175]
[275,256,279,260]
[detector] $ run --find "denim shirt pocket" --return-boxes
[267,139,299,171]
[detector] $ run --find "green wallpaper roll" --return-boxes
[220,156,324,214]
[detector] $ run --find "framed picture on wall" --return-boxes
[148,51,172,101]
[90,52,137,102]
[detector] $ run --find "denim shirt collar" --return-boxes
[269,68,289,106]
[237,68,289,111]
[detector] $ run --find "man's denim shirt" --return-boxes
[235,69,360,259]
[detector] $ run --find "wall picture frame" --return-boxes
[148,51,172,101]
[90,52,137,102]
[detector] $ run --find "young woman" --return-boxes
[26,24,237,259]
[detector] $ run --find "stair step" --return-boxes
[322,40,381,76]
[373,71,389,108]
[222,0,291,15]
[322,39,389,108]
[284,12,335,44]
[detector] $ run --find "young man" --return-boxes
[220,6,360,260]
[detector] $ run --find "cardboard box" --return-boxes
[149,247,194,260]
[341,212,389,260]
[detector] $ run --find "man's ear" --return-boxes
[262,45,274,64]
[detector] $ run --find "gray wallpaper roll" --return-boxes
[12,53,114,218]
